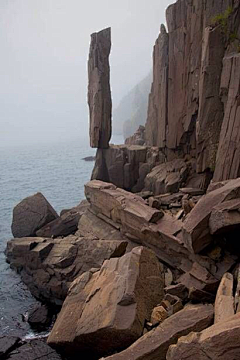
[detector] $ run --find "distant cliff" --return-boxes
[112,73,152,139]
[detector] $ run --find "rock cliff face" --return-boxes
[88,28,112,148]
[145,0,240,179]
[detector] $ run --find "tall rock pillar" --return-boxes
[88,27,112,148]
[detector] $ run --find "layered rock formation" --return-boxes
[145,0,240,181]
[88,27,112,148]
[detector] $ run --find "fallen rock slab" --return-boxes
[214,272,234,324]
[101,304,213,360]
[167,313,240,360]
[182,178,240,253]
[36,200,89,238]
[48,247,164,358]
[11,193,59,238]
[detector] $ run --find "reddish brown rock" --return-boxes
[101,304,213,360]
[144,159,189,195]
[214,53,240,181]
[11,193,59,238]
[209,198,240,234]
[36,200,89,238]
[5,235,127,304]
[88,28,112,148]
[167,313,240,360]
[48,247,164,358]
[214,272,234,324]
[182,178,240,253]
[145,24,169,147]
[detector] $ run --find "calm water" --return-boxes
[0,136,122,337]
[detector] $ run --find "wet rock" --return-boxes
[214,273,234,324]
[47,247,164,358]
[36,200,89,238]
[11,193,59,238]
[28,304,51,329]
[102,304,213,360]
[88,27,112,148]
[0,336,20,358]
[182,178,240,253]
[6,339,62,360]
[167,313,240,360]
[6,236,127,304]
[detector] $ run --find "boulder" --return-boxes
[88,27,112,148]
[28,304,51,329]
[167,313,240,360]
[164,284,188,301]
[36,200,89,238]
[144,159,189,195]
[11,193,59,238]
[6,236,127,304]
[214,273,234,324]
[48,247,164,358]
[182,178,240,253]
[209,198,240,235]
[101,304,213,360]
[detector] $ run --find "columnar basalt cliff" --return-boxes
[145,0,240,179]
[88,27,112,148]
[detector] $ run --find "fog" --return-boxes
[0,0,172,147]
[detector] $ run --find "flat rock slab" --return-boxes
[167,313,240,360]
[11,192,59,238]
[48,247,164,358]
[209,198,240,235]
[102,304,213,360]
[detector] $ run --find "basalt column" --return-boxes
[88,27,112,148]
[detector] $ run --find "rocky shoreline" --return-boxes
[2,0,240,359]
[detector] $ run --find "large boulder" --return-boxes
[167,313,240,360]
[102,304,213,360]
[6,235,127,304]
[36,200,89,238]
[47,246,164,358]
[209,198,240,235]
[182,178,240,253]
[88,27,112,148]
[11,193,59,238]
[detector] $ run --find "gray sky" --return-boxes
[0,0,171,147]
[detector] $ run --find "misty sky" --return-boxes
[0,0,172,147]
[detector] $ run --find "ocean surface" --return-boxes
[0,135,122,338]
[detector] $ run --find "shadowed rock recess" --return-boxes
[4,0,240,359]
